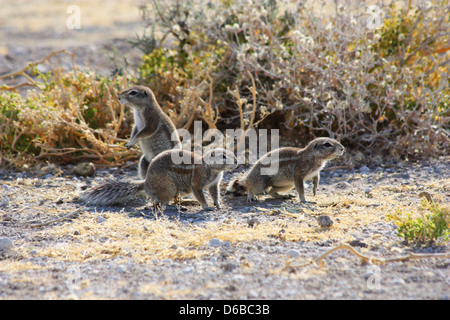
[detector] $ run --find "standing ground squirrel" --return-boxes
[79,148,237,210]
[227,138,345,202]
[120,86,182,178]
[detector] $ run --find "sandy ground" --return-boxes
[0,159,449,300]
[0,0,144,77]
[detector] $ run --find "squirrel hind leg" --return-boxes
[268,185,295,199]
[152,201,164,213]
[245,180,267,199]
[145,179,178,206]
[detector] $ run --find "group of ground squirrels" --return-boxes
[79,86,345,211]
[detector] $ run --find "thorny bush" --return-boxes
[134,0,449,160]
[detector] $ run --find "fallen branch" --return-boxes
[287,243,450,270]
[0,50,75,91]
[29,207,85,228]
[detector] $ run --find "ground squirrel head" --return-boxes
[118,86,155,109]
[307,138,345,160]
[203,148,238,171]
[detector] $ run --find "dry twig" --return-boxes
[287,243,450,270]
[29,207,85,228]
[0,50,75,91]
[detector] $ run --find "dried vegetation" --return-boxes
[1,0,449,167]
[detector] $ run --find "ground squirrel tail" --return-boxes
[78,179,146,206]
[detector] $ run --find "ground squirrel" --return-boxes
[120,86,182,178]
[227,138,345,202]
[145,148,237,210]
[79,148,237,210]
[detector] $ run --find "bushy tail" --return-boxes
[78,179,146,206]
[225,174,247,196]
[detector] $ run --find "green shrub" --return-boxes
[387,199,450,245]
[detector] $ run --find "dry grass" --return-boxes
[2,170,448,269]
[3,183,439,270]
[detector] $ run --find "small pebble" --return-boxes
[287,249,300,258]
[73,162,96,177]
[183,267,193,273]
[209,238,223,247]
[317,215,334,229]
[97,216,107,224]
[221,262,237,272]
[116,266,126,274]
[349,239,368,248]
[0,238,13,251]
[247,289,258,298]
[175,247,185,257]
[392,278,405,285]
[0,198,10,207]
[360,166,370,173]
[364,188,373,198]
[247,218,260,228]
[336,181,352,189]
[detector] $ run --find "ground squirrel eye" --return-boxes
[128,90,138,96]
[323,142,332,148]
